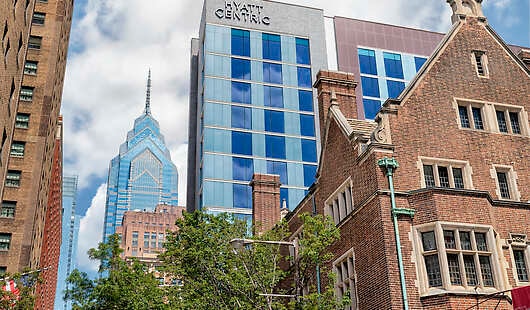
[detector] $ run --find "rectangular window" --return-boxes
[231,106,252,129]
[301,139,317,163]
[266,161,287,184]
[383,52,404,79]
[264,86,283,108]
[458,106,470,128]
[0,267,6,277]
[471,107,484,130]
[263,62,282,84]
[421,159,470,189]
[151,233,156,248]
[265,135,285,159]
[231,58,251,80]
[513,249,529,282]
[360,76,380,98]
[0,201,15,218]
[386,80,405,99]
[464,255,478,286]
[233,157,253,181]
[299,114,315,137]
[473,51,488,77]
[358,48,377,75]
[303,164,317,188]
[132,231,138,247]
[20,86,34,101]
[333,251,357,309]
[264,110,284,133]
[231,29,250,57]
[325,179,354,225]
[233,184,252,209]
[438,166,450,188]
[28,35,42,49]
[23,60,37,75]
[496,171,510,199]
[479,256,495,286]
[0,233,12,251]
[363,99,381,120]
[262,33,281,61]
[158,233,164,249]
[414,57,427,71]
[509,112,521,134]
[231,81,251,104]
[10,141,25,157]
[496,110,508,133]
[232,131,252,155]
[424,254,442,287]
[144,232,149,248]
[297,67,311,88]
[295,38,310,65]
[298,90,313,112]
[5,170,21,187]
[15,113,29,129]
[452,168,464,189]
[32,12,45,25]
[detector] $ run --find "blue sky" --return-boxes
[62,0,529,275]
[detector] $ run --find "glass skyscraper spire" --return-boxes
[103,71,179,241]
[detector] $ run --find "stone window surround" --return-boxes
[324,177,354,226]
[471,50,489,78]
[417,156,474,190]
[333,248,358,310]
[507,233,530,285]
[412,221,503,297]
[489,164,521,202]
[453,97,530,137]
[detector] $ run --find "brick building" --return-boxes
[282,1,530,309]
[0,0,73,301]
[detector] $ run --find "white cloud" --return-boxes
[77,183,107,273]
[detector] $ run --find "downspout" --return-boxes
[312,194,322,295]
[378,157,415,310]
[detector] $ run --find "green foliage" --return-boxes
[0,268,39,310]
[64,234,170,310]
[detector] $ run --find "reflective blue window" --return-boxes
[263,62,282,84]
[232,131,252,155]
[363,99,381,119]
[231,106,252,129]
[300,114,315,137]
[383,52,404,79]
[233,184,252,209]
[359,48,377,75]
[262,33,281,61]
[298,90,313,112]
[231,29,250,57]
[231,58,251,80]
[303,164,317,187]
[361,77,380,97]
[280,187,288,209]
[232,82,251,104]
[267,160,288,184]
[265,135,286,159]
[233,157,253,181]
[301,139,317,162]
[264,110,284,133]
[386,80,405,98]
[295,38,310,65]
[264,86,283,108]
[414,57,427,71]
[297,67,312,88]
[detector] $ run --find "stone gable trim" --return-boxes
[484,24,530,78]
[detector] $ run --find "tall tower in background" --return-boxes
[0,0,73,288]
[55,175,80,310]
[187,0,328,219]
[103,72,179,242]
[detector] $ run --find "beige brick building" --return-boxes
[283,1,530,309]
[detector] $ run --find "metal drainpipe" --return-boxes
[378,157,409,310]
[312,194,322,295]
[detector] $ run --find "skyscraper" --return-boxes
[55,175,80,310]
[187,0,328,218]
[103,72,179,241]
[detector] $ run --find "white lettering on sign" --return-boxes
[215,1,270,25]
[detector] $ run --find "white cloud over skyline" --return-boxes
[77,184,106,273]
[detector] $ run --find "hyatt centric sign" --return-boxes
[215,1,270,25]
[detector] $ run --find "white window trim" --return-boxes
[417,156,474,190]
[489,164,520,202]
[324,178,354,225]
[413,221,504,296]
[508,233,530,285]
[333,248,358,310]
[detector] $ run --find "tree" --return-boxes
[0,269,39,310]
[64,234,170,310]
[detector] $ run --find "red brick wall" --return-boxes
[251,173,281,235]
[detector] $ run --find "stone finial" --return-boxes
[447,0,485,24]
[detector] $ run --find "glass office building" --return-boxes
[104,76,179,241]
[187,0,327,218]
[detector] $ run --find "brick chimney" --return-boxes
[517,49,530,70]
[251,173,281,235]
[314,70,358,139]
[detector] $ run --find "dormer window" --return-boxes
[473,51,488,77]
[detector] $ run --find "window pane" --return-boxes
[233,157,253,181]
[509,112,521,134]
[423,165,435,187]
[232,82,251,104]
[452,168,464,189]
[264,86,283,108]
[444,230,456,249]
[231,58,251,80]
[263,62,282,84]
[496,172,510,199]
[496,110,508,133]
[232,131,252,155]
[424,254,442,287]
[513,250,529,282]
[458,106,470,128]
[386,80,405,98]
[459,231,472,250]
[231,28,250,57]
[298,90,313,112]
[475,232,487,251]
[301,139,317,163]
[363,99,381,120]
[297,67,311,88]
[463,255,478,286]
[358,48,377,75]
[438,166,449,188]
[303,164,317,188]
[295,38,310,65]
[264,110,284,133]
[421,231,437,251]
[361,76,380,97]
[0,233,11,250]
[0,202,15,218]
[383,52,404,79]
[447,254,462,285]
[414,57,427,71]
[265,135,285,159]
[233,184,252,209]
[300,114,315,137]
[266,161,287,184]
[262,33,281,61]
[479,256,495,286]
[231,106,252,129]
[472,108,483,130]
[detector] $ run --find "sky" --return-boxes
[62,0,530,275]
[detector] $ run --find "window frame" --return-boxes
[333,248,358,309]
[31,12,45,25]
[324,178,354,225]
[0,201,16,218]
[5,170,21,187]
[15,113,30,129]
[472,51,489,78]
[419,157,473,190]
[19,86,34,102]
[509,234,529,284]
[0,233,12,251]
[491,165,520,201]
[10,141,26,157]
